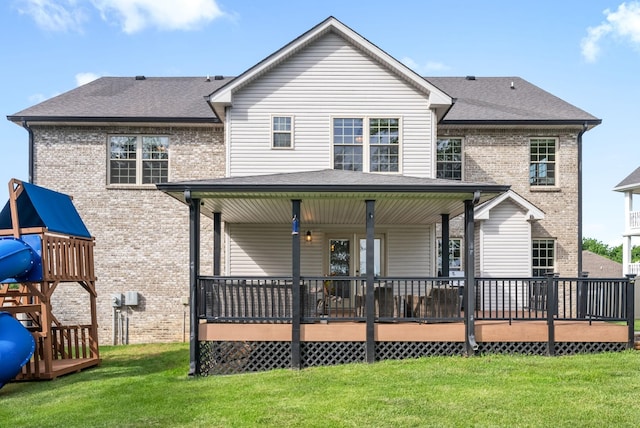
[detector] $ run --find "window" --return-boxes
[529,138,556,186]
[437,238,462,274]
[272,116,293,148]
[369,118,399,172]
[109,135,168,185]
[333,117,399,172]
[436,138,462,180]
[532,239,555,276]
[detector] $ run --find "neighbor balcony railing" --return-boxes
[198,275,634,324]
[630,211,640,230]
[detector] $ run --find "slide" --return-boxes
[0,237,38,390]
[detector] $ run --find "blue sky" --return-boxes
[1,0,638,246]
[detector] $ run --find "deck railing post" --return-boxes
[578,271,588,318]
[626,274,636,349]
[291,200,302,369]
[546,273,556,356]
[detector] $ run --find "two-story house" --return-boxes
[7,17,601,346]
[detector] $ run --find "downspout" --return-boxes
[577,123,587,276]
[21,119,34,183]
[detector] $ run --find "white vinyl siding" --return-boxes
[477,200,532,311]
[479,200,532,277]
[386,228,433,276]
[228,225,433,278]
[228,33,433,177]
[228,225,323,276]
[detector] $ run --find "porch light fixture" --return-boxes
[305,230,312,242]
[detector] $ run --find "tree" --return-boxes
[582,237,640,264]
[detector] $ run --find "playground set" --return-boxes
[0,179,99,389]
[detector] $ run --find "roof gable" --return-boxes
[475,190,544,220]
[613,166,640,193]
[207,17,451,120]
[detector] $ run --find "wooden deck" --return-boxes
[18,357,101,381]
[199,320,629,343]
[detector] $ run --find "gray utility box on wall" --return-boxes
[124,291,139,306]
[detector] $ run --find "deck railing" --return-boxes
[199,275,633,324]
[475,277,631,322]
[51,324,99,360]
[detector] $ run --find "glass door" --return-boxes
[328,239,351,298]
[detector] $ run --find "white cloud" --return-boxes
[91,0,224,33]
[17,0,88,32]
[582,2,640,62]
[401,57,450,74]
[75,72,102,86]
[17,0,224,33]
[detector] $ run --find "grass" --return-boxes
[2,343,640,427]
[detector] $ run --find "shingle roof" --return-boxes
[426,76,600,126]
[159,168,508,191]
[582,251,622,278]
[8,75,599,127]
[613,166,640,192]
[8,76,229,123]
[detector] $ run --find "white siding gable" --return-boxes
[228,33,434,177]
[478,199,532,277]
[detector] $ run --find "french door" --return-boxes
[327,234,383,300]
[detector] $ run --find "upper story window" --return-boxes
[109,135,169,185]
[333,117,399,172]
[532,239,555,276]
[529,138,556,186]
[436,138,462,180]
[272,116,293,148]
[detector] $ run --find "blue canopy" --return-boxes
[0,182,91,238]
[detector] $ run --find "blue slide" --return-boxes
[0,238,37,389]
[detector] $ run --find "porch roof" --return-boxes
[157,169,509,225]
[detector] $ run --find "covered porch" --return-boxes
[157,170,634,375]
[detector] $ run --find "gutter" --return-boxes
[21,119,34,183]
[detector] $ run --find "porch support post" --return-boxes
[365,200,376,363]
[546,273,556,356]
[626,274,636,349]
[441,214,450,277]
[291,199,302,369]
[213,212,221,276]
[186,191,201,376]
[464,197,478,356]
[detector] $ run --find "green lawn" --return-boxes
[1,343,640,427]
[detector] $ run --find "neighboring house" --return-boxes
[614,166,640,275]
[7,17,602,345]
[582,250,623,278]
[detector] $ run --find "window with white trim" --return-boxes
[436,137,463,180]
[109,135,169,185]
[529,138,556,186]
[437,238,462,273]
[333,117,399,172]
[272,116,293,148]
[532,239,555,276]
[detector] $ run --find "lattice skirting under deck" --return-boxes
[197,340,629,375]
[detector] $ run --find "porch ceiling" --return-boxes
[157,169,510,225]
